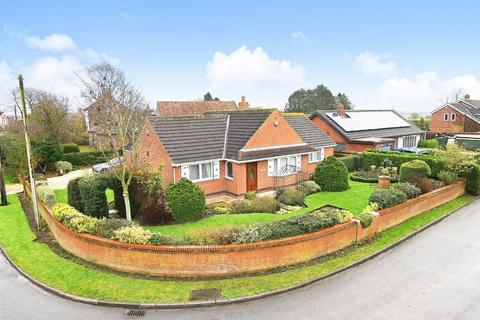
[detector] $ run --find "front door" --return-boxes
[246,162,257,192]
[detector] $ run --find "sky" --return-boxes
[1,0,479,114]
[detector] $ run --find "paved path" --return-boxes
[5,168,91,195]
[1,200,480,320]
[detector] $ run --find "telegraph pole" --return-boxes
[0,155,7,206]
[18,74,40,229]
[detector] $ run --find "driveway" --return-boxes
[1,200,480,320]
[5,168,91,195]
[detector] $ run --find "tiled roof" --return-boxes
[310,110,423,142]
[461,99,480,109]
[156,101,238,117]
[149,115,228,164]
[238,144,316,161]
[284,114,335,148]
[448,102,480,123]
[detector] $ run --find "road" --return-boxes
[1,200,480,320]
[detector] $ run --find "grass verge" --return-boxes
[0,193,474,303]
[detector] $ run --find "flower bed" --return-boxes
[21,178,466,278]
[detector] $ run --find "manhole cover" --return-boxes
[126,309,146,317]
[189,288,222,301]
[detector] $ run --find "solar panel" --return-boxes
[326,111,411,132]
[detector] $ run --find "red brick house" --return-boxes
[430,99,480,134]
[156,96,249,117]
[310,105,423,153]
[136,109,335,198]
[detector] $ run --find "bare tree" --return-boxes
[78,63,147,221]
[440,89,465,104]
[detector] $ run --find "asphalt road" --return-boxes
[2,200,480,320]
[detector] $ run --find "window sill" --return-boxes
[225,176,234,180]
[308,160,320,164]
[189,177,215,183]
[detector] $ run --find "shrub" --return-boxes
[37,186,56,206]
[362,202,380,214]
[314,156,349,191]
[417,139,439,149]
[96,218,134,238]
[166,178,205,223]
[457,162,480,195]
[0,133,34,180]
[362,150,446,176]
[437,170,459,185]
[61,214,102,234]
[399,160,431,182]
[62,151,114,166]
[33,141,64,169]
[55,161,73,174]
[337,154,363,172]
[231,197,280,213]
[358,214,374,228]
[78,174,110,218]
[52,203,83,220]
[244,191,256,200]
[185,227,240,245]
[350,169,380,183]
[298,180,321,195]
[277,187,304,206]
[391,182,421,199]
[67,177,83,212]
[369,188,407,209]
[149,232,175,245]
[112,226,152,244]
[62,143,80,154]
[409,176,443,194]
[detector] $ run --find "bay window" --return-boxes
[181,161,219,182]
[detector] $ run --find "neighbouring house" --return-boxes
[135,109,335,198]
[430,96,480,134]
[310,104,423,153]
[0,112,8,131]
[156,96,249,117]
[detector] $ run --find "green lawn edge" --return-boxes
[0,193,475,303]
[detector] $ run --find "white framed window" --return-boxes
[225,161,233,179]
[308,151,320,163]
[268,155,301,176]
[443,113,449,121]
[402,135,417,148]
[451,113,456,121]
[182,161,219,182]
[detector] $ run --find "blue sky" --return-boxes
[1,0,479,112]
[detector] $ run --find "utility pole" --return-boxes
[18,74,40,229]
[0,155,7,206]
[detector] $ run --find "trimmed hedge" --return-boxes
[337,154,363,172]
[363,150,445,176]
[391,182,421,199]
[62,151,114,166]
[457,162,480,196]
[166,178,205,223]
[314,156,350,191]
[369,187,408,209]
[277,187,304,206]
[231,197,280,214]
[78,175,111,218]
[67,178,83,212]
[417,139,439,149]
[62,143,80,154]
[399,160,431,183]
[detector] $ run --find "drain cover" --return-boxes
[189,288,222,301]
[126,309,146,317]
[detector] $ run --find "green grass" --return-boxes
[0,193,474,303]
[147,180,375,237]
[54,188,114,205]
[4,176,11,185]
[77,145,98,153]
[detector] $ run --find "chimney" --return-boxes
[464,94,471,100]
[337,103,345,117]
[238,96,250,110]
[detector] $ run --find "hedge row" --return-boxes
[337,154,363,172]
[362,150,446,176]
[62,151,115,166]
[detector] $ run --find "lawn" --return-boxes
[0,192,474,303]
[77,145,98,152]
[54,188,114,205]
[146,180,376,237]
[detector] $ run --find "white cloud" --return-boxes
[0,61,15,110]
[206,46,307,107]
[353,51,397,78]
[24,33,76,52]
[290,31,313,45]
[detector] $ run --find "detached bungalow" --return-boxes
[310,104,423,153]
[136,109,335,198]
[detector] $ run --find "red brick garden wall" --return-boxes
[22,179,465,278]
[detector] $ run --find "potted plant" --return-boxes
[378,167,391,188]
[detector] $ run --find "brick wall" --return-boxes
[22,179,465,278]
[431,106,466,133]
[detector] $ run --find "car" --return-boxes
[92,156,123,173]
[393,147,430,155]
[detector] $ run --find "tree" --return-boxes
[203,92,220,101]
[284,85,353,113]
[441,89,464,104]
[78,63,147,221]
